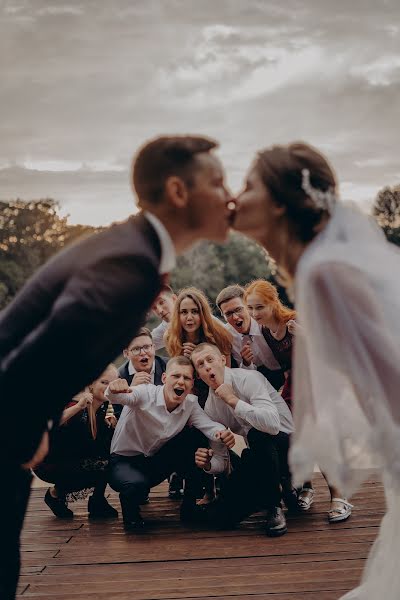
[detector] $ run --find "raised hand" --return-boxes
[240,342,254,366]
[104,414,118,429]
[131,371,152,386]
[74,389,93,410]
[195,447,213,471]
[217,429,235,448]
[287,319,302,336]
[182,342,197,359]
[215,383,238,408]
[109,378,131,394]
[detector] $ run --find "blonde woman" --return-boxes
[165,287,232,503]
[34,364,119,519]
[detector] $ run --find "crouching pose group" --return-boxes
[34,280,353,538]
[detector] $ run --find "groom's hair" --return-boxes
[132,135,218,206]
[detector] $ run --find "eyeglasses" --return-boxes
[223,306,245,320]
[128,344,153,355]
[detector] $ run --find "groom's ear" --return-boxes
[165,176,189,209]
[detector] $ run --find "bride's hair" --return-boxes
[256,142,337,242]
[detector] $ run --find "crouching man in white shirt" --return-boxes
[191,343,294,537]
[105,355,234,532]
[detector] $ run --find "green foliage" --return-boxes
[170,231,276,309]
[373,185,400,246]
[0,199,97,309]
[1,199,287,313]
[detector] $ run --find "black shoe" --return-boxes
[179,499,207,524]
[281,479,300,514]
[44,488,74,519]
[88,495,118,519]
[123,509,146,532]
[169,472,184,500]
[265,506,287,537]
[198,498,238,530]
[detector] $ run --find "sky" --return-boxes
[1,0,399,225]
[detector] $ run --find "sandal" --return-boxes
[328,497,353,523]
[297,487,314,511]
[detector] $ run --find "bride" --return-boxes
[233,141,400,599]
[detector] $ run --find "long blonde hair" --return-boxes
[87,363,117,439]
[165,287,232,357]
[245,280,296,325]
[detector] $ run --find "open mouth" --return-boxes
[209,373,216,382]
[140,357,149,365]
[235,319,244,329]
[174,388,185,397]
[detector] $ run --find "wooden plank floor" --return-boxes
[17,472,384,599]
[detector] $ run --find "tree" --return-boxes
[0,199,97,309]
[171,231,278,310]
[372,185,400,246]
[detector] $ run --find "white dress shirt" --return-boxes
[144,212,176,275]
[204,367,294,474]
[225,317,280,370]
[106,384,229,464]
[151,319,168,351]
[128,360,156,383]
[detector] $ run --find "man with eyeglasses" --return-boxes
[114,328,166,419]
[216,285,284,391]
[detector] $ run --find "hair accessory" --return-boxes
[301,169,337,213]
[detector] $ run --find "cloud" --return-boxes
[0,165,134,225]
[0,0,399,223]
[351,55,400,87]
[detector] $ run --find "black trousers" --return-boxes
[217,428,291,524]
[109,427,206,521]
[0,464,32,600]
[34,460,108,498]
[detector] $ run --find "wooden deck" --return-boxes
[18,472,384,599]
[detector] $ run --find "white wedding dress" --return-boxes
[289,202,400,599]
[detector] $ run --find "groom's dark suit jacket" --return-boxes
[0,213,163,463]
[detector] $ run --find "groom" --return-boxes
[0,135,234,599]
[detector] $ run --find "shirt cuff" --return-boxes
[240,361,256,370]
[234,399,251,419]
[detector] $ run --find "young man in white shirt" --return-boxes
[151,284,177,351]
[106,355,234,532]
[191,342,294,536]
[216,285,284,391]
[150,286,185,499]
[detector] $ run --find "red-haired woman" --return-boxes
[244,279,351,522]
